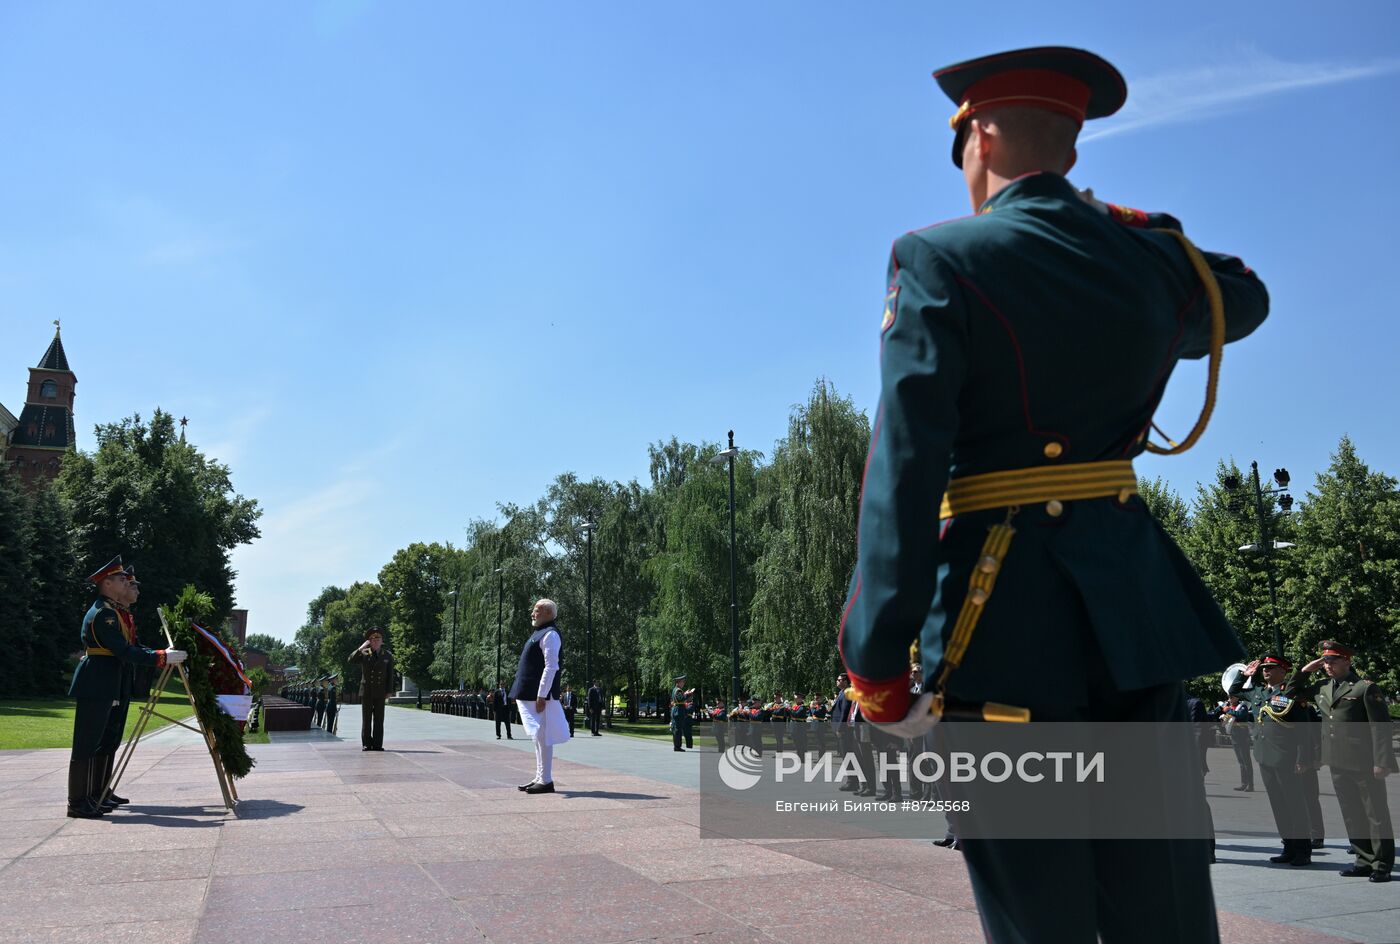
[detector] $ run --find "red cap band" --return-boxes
[950,68,1092,131]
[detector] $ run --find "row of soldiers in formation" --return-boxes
[280,677,339,734]
[428,688,511,719]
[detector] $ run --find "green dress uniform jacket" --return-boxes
[1301,671,1398,773]
[1233,678,1313,770]
[1298,669,1396,873]
[350,648,394,702]
[838,172,1268,713]
[69,597,164,703]
[670,687,690,727]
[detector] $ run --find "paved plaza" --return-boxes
[0,708,1394,943]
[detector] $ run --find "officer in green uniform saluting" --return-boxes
[836,46,1268,944]
[67,557,186,818]
[1297,641,1396,882]
[670,674,694,752]
[1230,655,1314,866]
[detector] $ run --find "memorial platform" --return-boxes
[0,707,1390,943]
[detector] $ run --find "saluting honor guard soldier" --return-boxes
[1298,641,1396,882]
[836,46,1268,943]
[68,557,187,818]
[1232,655,1315,865]
[349,627,393,751]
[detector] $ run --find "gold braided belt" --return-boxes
[940,459,1137,519]
[929,459,1138,720]
[85,647,115,657]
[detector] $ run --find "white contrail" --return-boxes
[1083,52,1400,143]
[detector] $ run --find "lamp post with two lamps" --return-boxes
[1225,462,1295,659]
[580,520,596,691]
[709,431,741,706]
[447,583,461,691]
[494,566,505,688]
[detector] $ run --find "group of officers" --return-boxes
[279,676,339,733]
[1221,642,1396,882]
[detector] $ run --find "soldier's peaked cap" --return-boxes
[1321,640,1354,657]
[935,46,1127,168]
[1261,653,1292,669]
[88,555,124,584]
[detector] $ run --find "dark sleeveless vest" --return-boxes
[509,623,561,702]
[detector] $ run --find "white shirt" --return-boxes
[537,628,560,699]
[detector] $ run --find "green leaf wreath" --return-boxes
[158,585,256,779]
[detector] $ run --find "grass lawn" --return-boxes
[602,720,717,749]
[0,685,197,750]
[244,727,271,745]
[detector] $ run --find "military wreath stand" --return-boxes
[101,612,239,812]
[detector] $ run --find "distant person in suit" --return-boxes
[562,684,577,737]
[587,680,603,736]
[490,684,513,739]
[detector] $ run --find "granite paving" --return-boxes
[0,707,1391,943]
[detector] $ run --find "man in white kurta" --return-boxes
[509,599,570,794]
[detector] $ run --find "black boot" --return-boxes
[101,753,128,806]
[67,761,104,819]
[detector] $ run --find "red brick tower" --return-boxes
[8,322,76,487]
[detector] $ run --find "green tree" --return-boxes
[593,480,655,718]
[749,379,869,696]
[642,438,762,704]
[1136,476,1191,544]
[244,632,299,668]
[293,585,347,672]
[24,480,81,694]
[0,462,37,695]
[247,666,271,696]
[57,409,261,644]
[379,542,458,689]
[1285,436,1400,690]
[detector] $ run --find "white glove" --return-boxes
[869,691,940,740]
[165,649,188,665]
[1074,185,1109,215]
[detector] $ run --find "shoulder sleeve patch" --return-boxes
[1106,202,1149,227]
[881,285,899,333]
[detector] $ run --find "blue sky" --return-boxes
[2,2,1396,642]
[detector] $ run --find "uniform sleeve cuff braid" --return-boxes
[844,672,912,722]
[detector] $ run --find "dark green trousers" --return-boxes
[955,636,1219,944]
[1331,768,1395,871]
[1259,763,1310,853]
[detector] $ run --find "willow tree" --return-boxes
[748,380,869,697]
[641,438,762,705]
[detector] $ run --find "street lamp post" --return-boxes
[710,430,741,706]
[448,584,461,691]
[494,566,504,688]
[581,521,596,690]
[1227,462,1294,659]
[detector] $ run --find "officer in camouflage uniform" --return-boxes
[1298,641,1396,882]
[837,47,1268,943]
